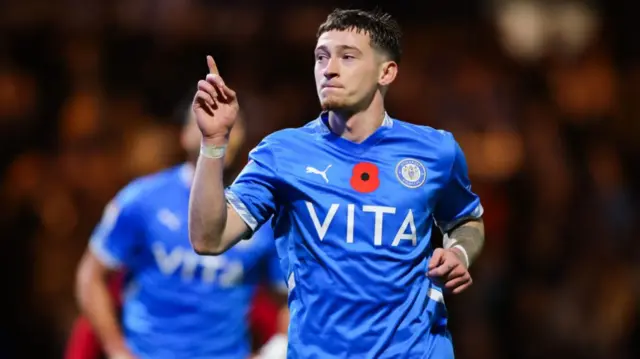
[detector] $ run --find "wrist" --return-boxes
[200,142,227,159]
[448,246,469,268]
[202,134,229,147]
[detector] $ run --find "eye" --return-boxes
[343,55,355,60]
[315,54,328,61]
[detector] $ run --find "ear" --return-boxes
[378,61,398,87]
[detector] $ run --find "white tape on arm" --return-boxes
[443,234,470,268]
[200,144,227,159]
[452,244,470,268]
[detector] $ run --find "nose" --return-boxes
[323,58,339,79]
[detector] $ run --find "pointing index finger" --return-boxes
[207,55,219,75]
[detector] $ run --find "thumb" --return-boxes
[428,248,445,270]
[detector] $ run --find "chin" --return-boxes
[320,97,351,111]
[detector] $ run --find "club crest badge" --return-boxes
[395,159,426,189]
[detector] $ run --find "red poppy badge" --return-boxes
[350,162,380,193]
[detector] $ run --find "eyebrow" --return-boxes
[315,45,363,53]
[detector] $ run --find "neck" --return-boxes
[327,95,386,143]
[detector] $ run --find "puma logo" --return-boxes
[305,164,332,183]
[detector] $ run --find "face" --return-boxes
[314,29,397,111]
[181,110,245,168]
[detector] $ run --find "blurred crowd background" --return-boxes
[2,0,640,358]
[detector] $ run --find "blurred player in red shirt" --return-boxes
[64,275,283,359]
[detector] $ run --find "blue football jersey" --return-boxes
[90,163,285,359]
[226,113,483,358]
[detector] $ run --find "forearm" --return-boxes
[189,153,227,254]
[76,276,126,356]
[444,218,485,268]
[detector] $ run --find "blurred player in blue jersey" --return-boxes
[75,105,288,359]
[189,8,485,359]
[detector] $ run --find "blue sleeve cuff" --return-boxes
[437,202,484,233]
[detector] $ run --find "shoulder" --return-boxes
[250,118,324,155]
[262,119,322,142]
[113,166,182,209]
[390,118,458,157]
[391,118,455,144]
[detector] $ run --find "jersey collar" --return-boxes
[316,111,393,154]
[316,111,393,135]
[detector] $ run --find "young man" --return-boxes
[75,108,287,359]
[189,8,485,358]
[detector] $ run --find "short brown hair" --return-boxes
[317,8,403,63]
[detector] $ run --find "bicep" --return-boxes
[218,204,252,251]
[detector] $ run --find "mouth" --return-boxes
[321,84,343,89]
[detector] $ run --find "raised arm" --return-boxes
[189,155,250,255]
[188,55,248,254]
[189,56,278,255]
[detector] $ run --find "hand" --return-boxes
[193,55,240,145]
[427,247,472,295]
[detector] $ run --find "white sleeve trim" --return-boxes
[225,189,259,232]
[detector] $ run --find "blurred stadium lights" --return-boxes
[492,0,600,62]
